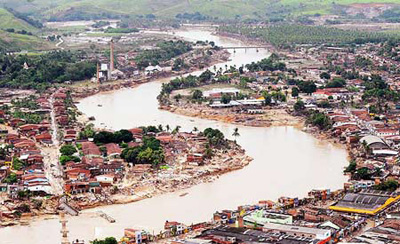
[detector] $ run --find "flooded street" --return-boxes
[0,28,348,243]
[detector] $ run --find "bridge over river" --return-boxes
[221,46,269,50]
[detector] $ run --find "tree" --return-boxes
[60,144,77,156]
[320,72,331,80]
[306,111,332,130]
[297,80,317,95]
[192,89,203,100]
[198,70,214,83]
[79,124,95,139]
[121,136,164,166]
[174,94,182,102]
[143,136,162,150]
[262,92,272,105]
[232,128,240,143]
[354,167,372,180]
[0,51,96,90]
[121,146,142,164]
[221,93,231,104]
[12,157,25,170]
[172,58,186,71]
[113,129,133,143]
[344,160,357,173]
[94,131,115,144]
[326,77,346,88]
[291,87,299,97]
[203,128,226,147]
[172,125,181,134]
[294,100,305,112]
[142,125,160,134]
[91,237,118,244]
[271,91,286,102]
[204,144,213,159]
[3,173,17,184]
[374,180,399,192]
[60,155,80,165]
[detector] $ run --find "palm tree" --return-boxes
[192,127,198,133]
[232,128,240,143]
[158,124,163,132]
[172,125,181,134]
[166,125,170,132]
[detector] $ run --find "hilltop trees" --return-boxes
[135,40,192,69]
[219,24,400,47]
[245,54,286,72]
[0,51,96,90]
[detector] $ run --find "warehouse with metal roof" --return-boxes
[360,135,389,150]
[330,189,400,215]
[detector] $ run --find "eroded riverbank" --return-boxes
[161,104,304,128]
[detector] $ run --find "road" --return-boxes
[41,146,64,195]
[41,94,64,195]
[56,37,64,50]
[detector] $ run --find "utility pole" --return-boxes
[110,39,114,73]
[96,62,100,84]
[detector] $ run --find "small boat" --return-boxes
[88,116,95,121]
[97,104,102,107]
[179,192,188,197]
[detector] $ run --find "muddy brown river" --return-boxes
[1,28,348,243]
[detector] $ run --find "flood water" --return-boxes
[1,28,348,244]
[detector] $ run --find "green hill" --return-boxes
[2,0,400,20]
[0,30,52,51]
[0,8,38,32]
[0,8,51,51]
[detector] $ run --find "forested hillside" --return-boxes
[1,0,400,21]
